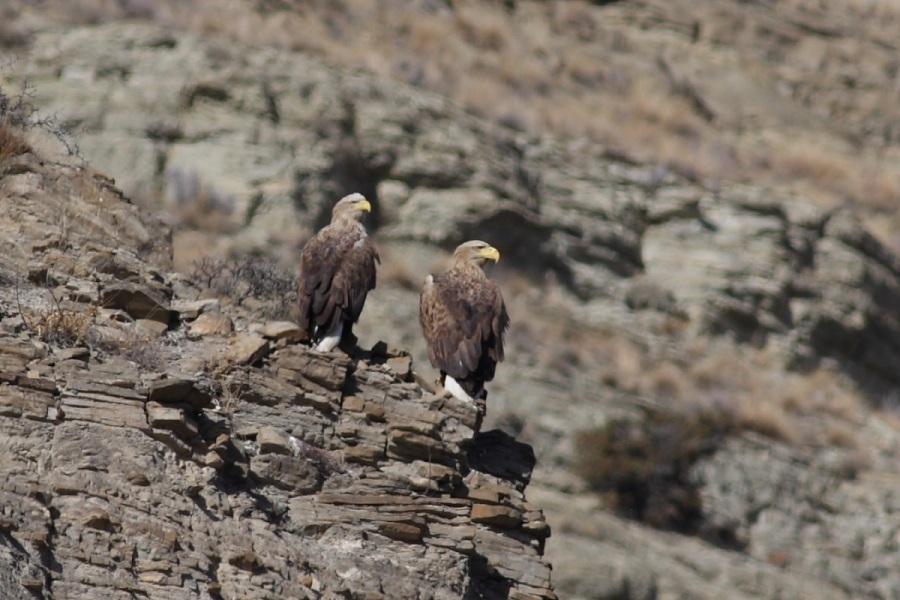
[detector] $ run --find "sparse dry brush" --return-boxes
[4,0,899,229]
[166,167,237,233]
[574,406,734,538]
[86,330,166,371]
[26,303,95,347]
[0,77,79,160]
[572,336,868,533]
[0,118,30,164]
[192,256,298,319]
[0,81,32,164]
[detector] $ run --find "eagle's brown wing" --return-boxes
[419,271,508,382]
[297,223,379,338]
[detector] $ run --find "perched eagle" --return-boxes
[297,193,379,352]
[419,240,509,403]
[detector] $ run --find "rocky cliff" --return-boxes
[0,153,553,599]
[6,10,900,600]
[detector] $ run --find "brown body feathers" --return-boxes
[297,193,379,349]
[419,240,509,400]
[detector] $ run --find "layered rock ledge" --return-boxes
[0,154,553,599]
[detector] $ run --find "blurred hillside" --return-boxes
[6,0,900,244]
[3,1,900,598]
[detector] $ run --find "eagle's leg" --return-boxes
[314,321,343,352]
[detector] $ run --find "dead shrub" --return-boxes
[775,143,851,188]
[733,399,800,445]
[166,167,237,233]
[377,249,419,291]
[0,120,30,164]
[496,50,554,95]
[28,305,96,348]
[574,407,735,537]
[403,13,452,55]
[0,78,79,158]
[85,329,166,371]
[825,421,858,449]
[191,256,298,319]
[553,1,597,42]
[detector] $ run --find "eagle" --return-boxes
[419,240,509,403]
[297,193,379,352]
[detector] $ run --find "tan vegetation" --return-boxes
[25,302,96,347]
[506,271,867,453]
[191,256,298,319]
[6,0,900,231]
[376,247,421,291]
[166,167,237,233]
[0,120,30,164]
[569,332,868,532]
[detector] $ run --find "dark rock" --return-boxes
[100,282,172,324]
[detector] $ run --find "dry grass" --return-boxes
[191,255,298,319]
[376,247,420,291]
[85,329,166,371]
[455,6,508,52]
[677,343,862,447]
[26,304,96,347]
[574,407,733,535]
[6,0,900,225]
[0,120,30,164]
[166,167,237,233]
[542,321,867,448]
[508,275,865,452]
[571,333,868,533]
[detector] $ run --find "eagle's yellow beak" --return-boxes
[479,246,500,263]
[356,199,372,212]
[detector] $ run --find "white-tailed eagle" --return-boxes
[297,193,379,352]
[419,240,509,402]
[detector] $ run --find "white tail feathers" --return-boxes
[444,375,474,403]
[314,322,343,352]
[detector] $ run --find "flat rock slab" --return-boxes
[171,298,220,320]
[258,321,305,342]
[188,312,234,337]
[225,334,270,366]
[257,426,292,455]
[101,283,172,325]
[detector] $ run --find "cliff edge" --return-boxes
[0,152,554,599]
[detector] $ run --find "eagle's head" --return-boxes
[332,193,372,223]
[453,240,500,268]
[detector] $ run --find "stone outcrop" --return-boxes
[0,155,553,599]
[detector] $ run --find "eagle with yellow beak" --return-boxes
[297,193,379,352]
[419,240,509,403]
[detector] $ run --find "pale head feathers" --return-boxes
[331,193,372,224]
[452,240,500,267]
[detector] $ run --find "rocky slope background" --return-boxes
[3,1,900,598]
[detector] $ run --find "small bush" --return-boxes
[0,77,79,160]
[84,328,166,371]
[28,306,95,347]
[166,167,236,233]
[192,256,298,319]
[0,120,30,164]
[574,407,734,536]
